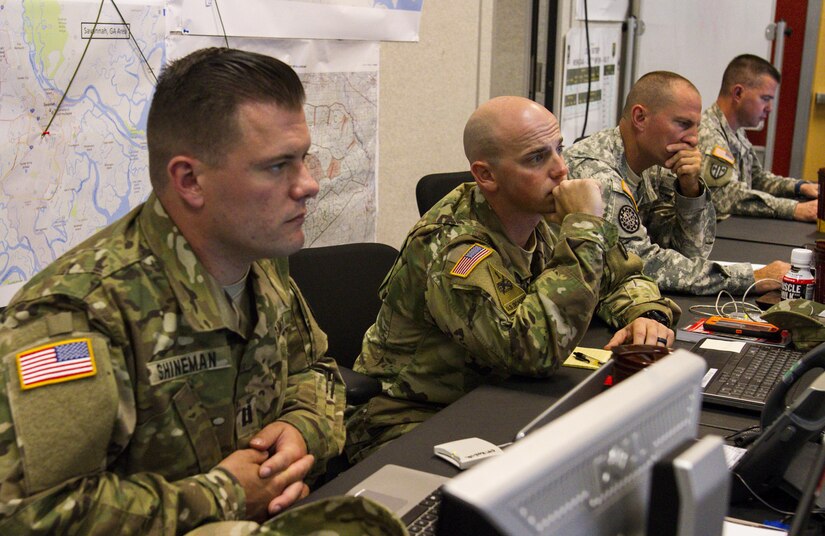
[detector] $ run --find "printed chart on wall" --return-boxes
[165,0,423,41]
[560,25,622,144]
[0,0,417,306]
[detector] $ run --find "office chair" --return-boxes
[288,242,399,406]
[415,171,474,216]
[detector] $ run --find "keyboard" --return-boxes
[402,489,442,535]
[704,344,803,406]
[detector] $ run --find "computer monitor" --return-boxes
[438,350,717,536]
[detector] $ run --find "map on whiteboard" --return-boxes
[1,3,379,303]
[0,1,165,301]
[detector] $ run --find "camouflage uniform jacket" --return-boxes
[346,184,678,461]
[698,103,798,220]
[0,194,345,535]
[564,126,754,295]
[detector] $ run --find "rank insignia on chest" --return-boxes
[450,243,493,278]
[16,338,97,390]
[618,204,640,234]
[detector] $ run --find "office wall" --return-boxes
[803,4,825,179]
[375,1,531,249]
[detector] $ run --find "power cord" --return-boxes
[688,278,783,322]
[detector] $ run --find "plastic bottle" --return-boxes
[781,248,815,301]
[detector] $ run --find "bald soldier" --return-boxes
[565,71,788,295]
[345,96,680,463]
[698,54,818,221]
[0,48,404,535]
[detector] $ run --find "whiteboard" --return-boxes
[634,0,775,110]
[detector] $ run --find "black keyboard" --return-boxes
[706,344,803,404]
[402,489,442,535]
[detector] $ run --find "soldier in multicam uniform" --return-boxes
[698,54,818,222]
[564,71,788,295]
[0,48,404,535]
[345,96,680,463]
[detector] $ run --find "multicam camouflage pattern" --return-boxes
[345,183,679,462]
[564,126,755,295]
[0,193,345,535]
[698,103,798,220]
[762,299,825,351]
[186,496,407,536]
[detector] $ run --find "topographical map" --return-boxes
[0,0,401,304]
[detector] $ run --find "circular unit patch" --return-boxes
[618,205,640,233]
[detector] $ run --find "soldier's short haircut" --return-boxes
[621,71,698,119]
[147,47,306,191]
[463,112,502,165]
[720,54,781,96]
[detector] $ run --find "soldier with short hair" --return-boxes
[345,96,679,463]
[564,71,788,295]
[698,54,818,222]
[0,48,403,535]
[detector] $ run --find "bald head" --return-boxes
[464,96,553,165]
[622,71,699,119]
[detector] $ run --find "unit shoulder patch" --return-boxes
[16,338,97,390]
[488,264,526,315]
[449,243,493,278]
[617,204,641,234]
[701,145,735,187]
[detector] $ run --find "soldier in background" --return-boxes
[564,71,788,295]
[0,48,403,535]
[698,54,818,222]
[345,96,679,463]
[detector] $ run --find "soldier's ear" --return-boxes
[732,84,744,102]
[167,155,205,209]
[630,104,647,130]
[471,161,498,193]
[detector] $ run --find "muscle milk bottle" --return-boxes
[781,248,815,301]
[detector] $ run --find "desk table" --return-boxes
[717,216,822,247]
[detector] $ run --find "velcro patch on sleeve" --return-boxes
[488,264,526,315]
[449,243,493,278]
[16,338,96,390]
[711,145,734,165]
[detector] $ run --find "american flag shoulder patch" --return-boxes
[16,338,97,390]
[711,145,734,165]
[450,243,493,278]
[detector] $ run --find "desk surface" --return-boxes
[304,217,820,529]
[309,293,759,501]
[717,215,822,247]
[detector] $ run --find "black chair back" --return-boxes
[288,242,398,369]
[415,171,474,216]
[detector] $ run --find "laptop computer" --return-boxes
[347,361,616,533]
[690,337,804,411]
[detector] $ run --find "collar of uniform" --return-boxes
[138,193,242,334]
[709,102,740,148]
[469,186,542,279]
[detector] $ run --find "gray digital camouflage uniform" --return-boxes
[0,194,349,535]
[345,184,679,462]
[698,103,800,220]
[564,126,755,295]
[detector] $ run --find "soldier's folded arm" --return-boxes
[425,218,619,379]
[0,304,244,535]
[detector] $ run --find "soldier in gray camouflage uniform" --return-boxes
[698,54,818,222]
[345,96,680,463]
[565,71,788,295]
[0,48,404,535]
